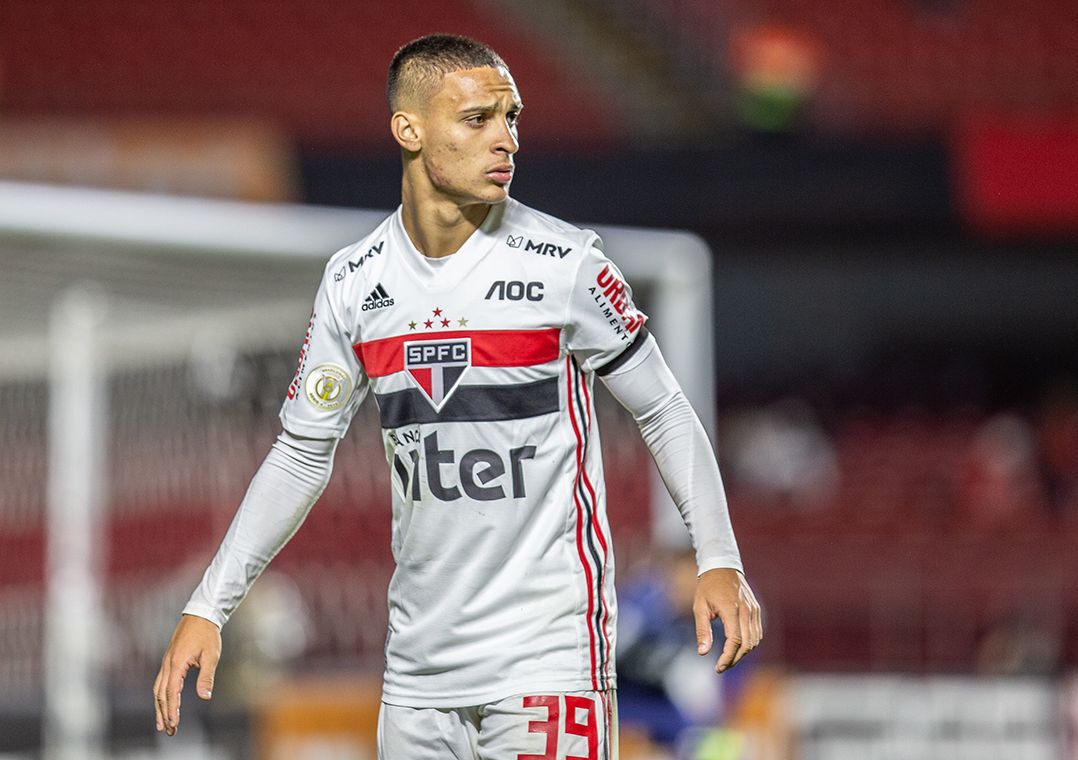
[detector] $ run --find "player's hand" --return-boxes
[153,614,222,736]
[693,568,762,672]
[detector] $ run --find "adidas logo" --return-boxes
[361,283,395,311]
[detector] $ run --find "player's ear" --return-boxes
[391,111,422,152]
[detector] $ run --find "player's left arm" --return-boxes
[598,333,763,671]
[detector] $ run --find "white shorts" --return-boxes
[377,689,618,760]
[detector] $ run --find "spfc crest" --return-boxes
[403,338,471,411]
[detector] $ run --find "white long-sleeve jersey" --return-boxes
[183,198,742,707]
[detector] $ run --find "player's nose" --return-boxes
[493,117,519,155]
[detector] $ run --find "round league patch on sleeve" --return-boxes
[304,363,353,411]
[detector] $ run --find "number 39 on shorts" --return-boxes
[517,692,616,760]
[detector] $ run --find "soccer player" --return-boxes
[153,34,762,758]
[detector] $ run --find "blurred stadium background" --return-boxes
[2,0,1078,758]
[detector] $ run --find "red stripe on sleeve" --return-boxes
[354,328,561,378]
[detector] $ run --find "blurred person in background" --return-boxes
[617,549,757,752]
[721,398,839,512]
[957,411,1044,528]
[152,33,761,759]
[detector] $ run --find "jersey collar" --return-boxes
[393,201,509,291]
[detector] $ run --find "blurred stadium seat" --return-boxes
[620,0,1078,133]
[0,0,617,146]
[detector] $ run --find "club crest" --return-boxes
[403,338,471,410]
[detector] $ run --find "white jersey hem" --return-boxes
[380,674,618,709]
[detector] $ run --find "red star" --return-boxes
[440,318,450,327]
[424,319,434,329]
[432,307,443,317]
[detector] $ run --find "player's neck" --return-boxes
[400,185,491,260]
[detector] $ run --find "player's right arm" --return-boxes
[154,269,367,735]
[154,429,338,734]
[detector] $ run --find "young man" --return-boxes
[153,34,761,758]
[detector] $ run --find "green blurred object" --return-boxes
[678,727,746,760]
[734,85,806,132]
[729,25,821,132]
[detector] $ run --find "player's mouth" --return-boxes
[486,165,513,184]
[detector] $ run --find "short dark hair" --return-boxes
[387,34,507,112]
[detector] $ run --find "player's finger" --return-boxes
[165,659,190,735]
[693,601,714,655]
[714,605,742,672]
[196,650,219,700]
[748,585,764,647]
[731,594,754,667]
[155,661,173,734]
[152,669,165,732]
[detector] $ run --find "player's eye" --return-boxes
[466,114,487,127]
[507,111,520,127]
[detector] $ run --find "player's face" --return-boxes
[419,66,522,206]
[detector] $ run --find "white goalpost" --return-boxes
[0,181,715,758]
[45,287,107,760]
